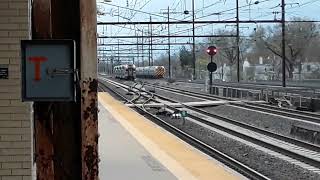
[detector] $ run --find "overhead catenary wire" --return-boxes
[98,0,320,71]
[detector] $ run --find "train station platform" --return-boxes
[98,92,244,180]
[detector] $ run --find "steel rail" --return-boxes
[140,83,320,151]
[100,78,320,170]
[98,80,270,180]
[144,83,320,124]
[174,80,320,93]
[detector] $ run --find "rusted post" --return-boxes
[33,104,54,180]
[79,0,99,180]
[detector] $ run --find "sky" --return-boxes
[96,0,320,61]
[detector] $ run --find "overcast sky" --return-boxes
[97,0,320,57]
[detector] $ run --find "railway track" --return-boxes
[98,79,270,180]
[99,78,320,177]
[175,79,320,91]
[142,82,320,124]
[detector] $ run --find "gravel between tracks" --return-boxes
[136,79,320,141]
[201,105,320,138]
[100,79,320,179]
[107,78,320,139]
[146,109,320,180]
[112,79,202,103]
[144,87,202,103]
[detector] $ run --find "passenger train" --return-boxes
[113,64,166,80]
[113,64,136,80]
[136,66,166,79]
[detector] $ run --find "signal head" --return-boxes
[207,46,217,56]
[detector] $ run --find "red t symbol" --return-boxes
[28,56,48,81]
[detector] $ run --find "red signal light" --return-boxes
[207,46,217,56]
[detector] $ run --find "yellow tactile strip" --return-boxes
[99,92,240,180]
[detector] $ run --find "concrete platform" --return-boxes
[99,92,244,180]
[99,103,176,180]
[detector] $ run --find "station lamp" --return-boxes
[206,46,217,56]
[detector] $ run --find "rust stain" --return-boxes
[81,78,99,180]
[35,116,54,180]
[88,79,98,93]
[84,145,99,180]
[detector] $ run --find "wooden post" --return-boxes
[32,0,54,179]
[32,0,98,179]
[79,0,99,180]
[32,0,86,179]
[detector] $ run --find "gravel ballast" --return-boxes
[148,109,320,180]
[100,79,320,179]
[201,105,320,138]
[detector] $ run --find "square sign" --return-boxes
[21,40,76,102]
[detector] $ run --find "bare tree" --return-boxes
[256,18,318,79]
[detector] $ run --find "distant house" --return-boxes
[293,62,320,80]
[242,58,276,81]
[212,63,231,82]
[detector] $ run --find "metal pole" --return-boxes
[210,56,213,94]
[148,17,151,66]
[136,26,140,67]
[192,0,196,79]
[281,0,286,87]
[117,39,120,65]
[111,57,114,73]
[106,57,109,73]
[150,16,153,66]
[236,0,240,82]
[142,29,144,67]
[168,6,171,78]
[103,47,106,72]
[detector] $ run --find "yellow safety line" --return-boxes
[99,92,240,180]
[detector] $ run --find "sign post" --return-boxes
[206,46,217,94]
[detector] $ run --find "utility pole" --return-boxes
[148,17,151,66]
[104,47,107,73]
[281,0,286,87]
[168,6,171,78]
[150,16,153,66]
[111,56,114,73]
[192,0,196,79]
[118,39,120,65]
[107,57,109,74]
[236,0,240,83]
[142,29,144,66]
[136,26,140,66]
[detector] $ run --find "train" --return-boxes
[136,66,166,79]
[113,64,166,80]
[113,64,136,80]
